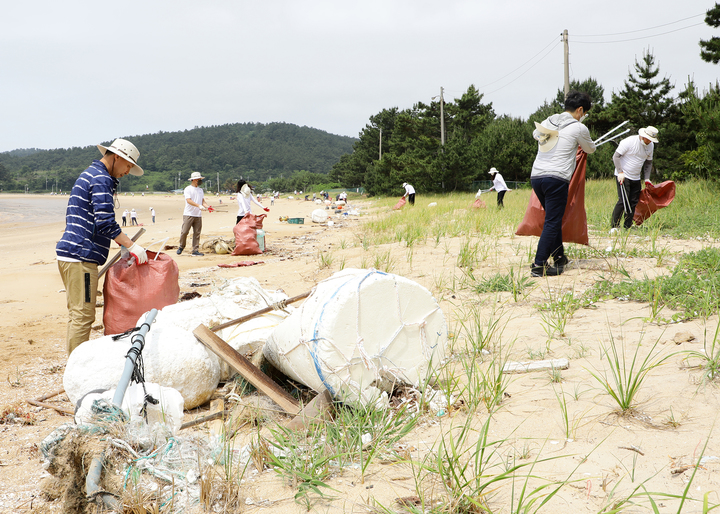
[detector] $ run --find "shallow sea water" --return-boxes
[0,196,69,225]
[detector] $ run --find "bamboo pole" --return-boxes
[210,290,312,332]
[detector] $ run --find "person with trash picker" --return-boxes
[177,171,213,257]
[402,182,416,205]
[56,138,148,355]
[235,179,269,224]
[487,167,509,208]
[529,91,596,277]
[610,126,658,232]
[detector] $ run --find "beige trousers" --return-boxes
[58,260,98,355]
[179,215,203,253]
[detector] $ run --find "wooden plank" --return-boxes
[208,399,225,441]
[284,389,333,432]
[193,324,301,415]
[502,358,569,374]
[210,290,312,333]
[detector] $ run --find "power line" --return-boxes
[477,36,559,90]
[485,41,562,96]
[573,22,705,44]
[574,12,705,37]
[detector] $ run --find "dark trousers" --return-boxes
[236,214,247,224]
[497,190,506,207]
[611,177,642,229]
[531,177,568,266]
[408,193,415,205]
[122,217,126,226]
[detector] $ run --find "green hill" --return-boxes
[0,122,357,193]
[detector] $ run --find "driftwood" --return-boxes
[210,290,312,332]
[26,389,74,416]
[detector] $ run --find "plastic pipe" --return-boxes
[86,452,120,510]
[112,308,158,408]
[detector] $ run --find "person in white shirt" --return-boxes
[611,127,658,230]
[122,209,129,226]
[178,172,212,256]
[235,180,269,223]
[530,91,596,277]
[149,207,156,224]
[402,182,416,205]
[487,168,509,208]
[130,208,138,226]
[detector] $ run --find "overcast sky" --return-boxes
[1,0,716,153]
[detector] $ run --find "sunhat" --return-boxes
[97,138,143,176]
[188,172,206,181]
[488,167,499,175]
[533,122,560,153]
[402,182,408,187]
[638,126,659,143]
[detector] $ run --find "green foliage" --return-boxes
[0,122,355,192]
[700,3,720,64]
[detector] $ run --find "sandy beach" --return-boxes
[1,190,720,513]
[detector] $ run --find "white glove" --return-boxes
[645,179,652,187]
[617,172,625,184]
[128,243,148,265]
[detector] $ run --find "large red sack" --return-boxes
[103,251,180,335]
[232,213,266,255]
[471,198,486,209]
[633,180,676,226]
[392,197,406,210]
[515,148,589,245]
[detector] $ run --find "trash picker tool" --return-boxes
[596,129,630,147]
[594,120,629,145]
[99,227,145,278]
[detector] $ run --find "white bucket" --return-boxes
[264,269,447,407]
[311,209,328,223]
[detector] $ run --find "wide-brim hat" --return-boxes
[488,167,499,175]
[534,122,560,153]
[188,172,205,181]
[97,138,143,176]
[639,126,659,143]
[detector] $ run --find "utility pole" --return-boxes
[217,172,220,193]
[379,128,382,160]
[440,87,445,146]
[563,29,570,98]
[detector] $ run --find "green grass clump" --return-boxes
[584,248,720,322]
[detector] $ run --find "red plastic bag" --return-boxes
[471,198,486,209]
[103,251,180,335]
[515,148,589,245]
[633,181,676,225]
[392,197,406,210]
[232,215,263,255]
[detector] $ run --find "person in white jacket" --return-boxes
[529,91,596,277]
[235,180,269,224]
[402,182,416,205]
[487,168,509,207]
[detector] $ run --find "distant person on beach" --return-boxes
[529,91,596,277]
[235,179,269,224]
[122,209,128,226]
[149,207,156,224]
[130,208,138,226]
[610,126,658,231]
[56,138,148,355]
[402,182,416,205]
[487,168,509,208]
[177,172,212,257]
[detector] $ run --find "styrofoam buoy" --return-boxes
[311,209,329,223]
[264,269,447,407]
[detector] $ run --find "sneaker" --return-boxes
[191,251,204,256]
[554,255,570,270]
[176,247,184,255]
[530,263,563,277]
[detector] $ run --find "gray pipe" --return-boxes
[86,451,120,510]
[87,308,158,509]
[112,308,158,407]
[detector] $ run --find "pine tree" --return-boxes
[700,3,720,64]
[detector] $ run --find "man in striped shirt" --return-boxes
[56,139,148,355]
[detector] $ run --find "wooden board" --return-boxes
[285,389,333,432]
[193,324,301,415]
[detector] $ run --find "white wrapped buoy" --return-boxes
[264,269,447,407]
[311,209,329,223]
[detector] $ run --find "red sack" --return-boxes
[103,251,180,335]
[393,197,406,210]
[471,198,486,209]
[515,148,589,245]
[633,180,676,225]
[232,214,263,255]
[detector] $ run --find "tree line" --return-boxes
[0,122,355,193]
[330,47,720,196]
